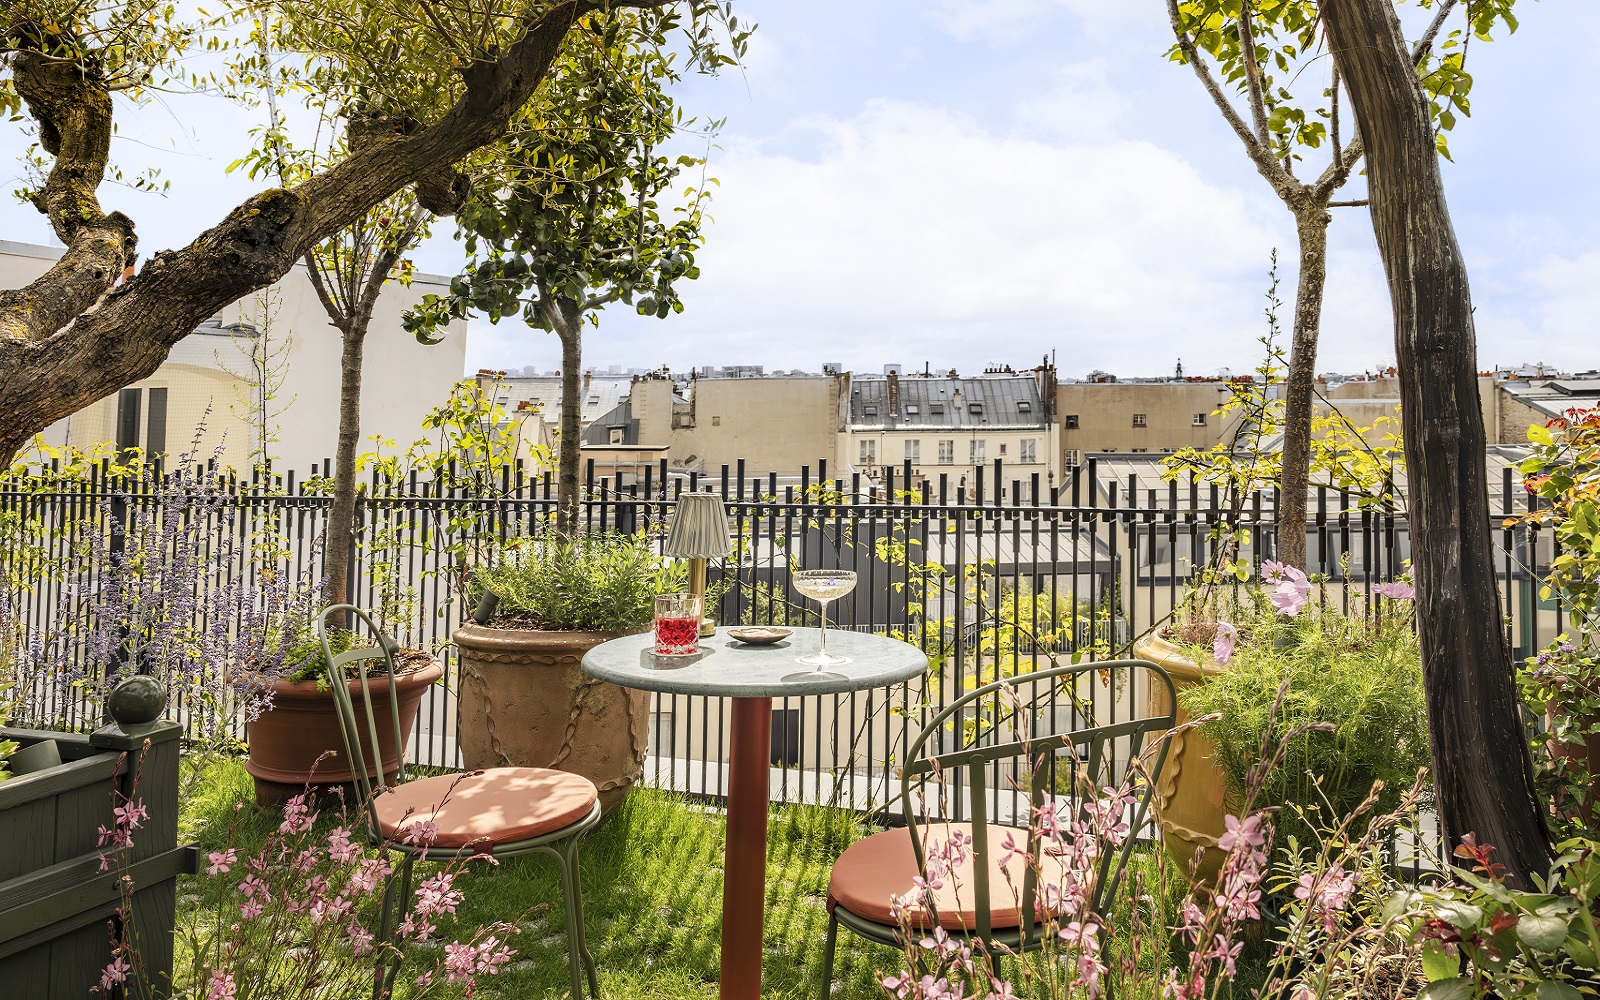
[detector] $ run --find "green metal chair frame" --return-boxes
[319,604,602,999]
[819,657,1177,995]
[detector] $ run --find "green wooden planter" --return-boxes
[0,717,194,999]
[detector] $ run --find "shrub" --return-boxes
[1180,589,1431,849]
[474,531,685,632]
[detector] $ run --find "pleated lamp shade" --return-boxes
[663,492,732,558]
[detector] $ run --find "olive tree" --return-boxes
[0,0,746,463]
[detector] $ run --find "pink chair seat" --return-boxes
[375,767,598,850]
[828,823,1072,931]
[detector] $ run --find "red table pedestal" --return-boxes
[721,697,772,1000]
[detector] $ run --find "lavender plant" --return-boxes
[11,432,322,742]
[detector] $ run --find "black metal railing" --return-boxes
[0,455,1561,860]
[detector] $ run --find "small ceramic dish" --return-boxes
[727,627,793,646]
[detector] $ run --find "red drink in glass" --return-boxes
[654,614,700,655]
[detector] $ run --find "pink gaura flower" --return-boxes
[206,848,237,876]
[205,970,236,1000]
[1207,934,1244,977]
[279,794,317,835]
[1373,581,1415,602]
[1217,814,1266,852]
[326,826,361,864]
[100,956,131,991]
[1212,622,1238,666]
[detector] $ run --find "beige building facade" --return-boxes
[2,240,468,473]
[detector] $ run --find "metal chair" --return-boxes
[818,658,1176,995]
[318,604,601,999]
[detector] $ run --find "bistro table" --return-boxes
[582,626,929,1000]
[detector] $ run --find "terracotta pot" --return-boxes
[453,623,649,814]
[1135,632,1230,885]
[245,659,444,806]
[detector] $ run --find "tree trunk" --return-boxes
[553,302,584,539]
[324,320,368,608]
[1277,202,1332,568]
[1322,0,1551,887]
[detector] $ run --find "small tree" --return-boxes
[408,13,711,537]
[1164,0,1516,567]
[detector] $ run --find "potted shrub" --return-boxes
[454,531,684,812]
[1136,569,1431,883]
[243,627,444,805]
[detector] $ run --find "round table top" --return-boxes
[581,627,929,698]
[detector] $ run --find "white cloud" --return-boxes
[929,0,1162,44]
[1475,252,1600,370]
[468,89,1301,379]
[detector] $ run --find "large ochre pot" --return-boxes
[453,623,649,814]
[245,658,444,806]
[1135,631,1230,885]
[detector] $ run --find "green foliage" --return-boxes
[1181,594,1431,846]
[1513,406,1600,839]
[1166,0,1521,164]
[474,532,685,633]
[404,12,713,344]
[1388,836,1600,1000]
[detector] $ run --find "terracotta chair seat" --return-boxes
[828,822,1073,931]
[374,767,599,850]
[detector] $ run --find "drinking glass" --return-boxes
[654,593,702,656]
[793,569,858,667]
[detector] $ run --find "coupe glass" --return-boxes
[792,569,858,667]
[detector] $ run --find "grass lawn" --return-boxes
[175,758,1237,1000]
[179,758,906,999]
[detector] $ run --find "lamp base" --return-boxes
[699,615,717,637]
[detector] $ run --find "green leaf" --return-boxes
[1435,901,1484,930]
[1529,423,1554,445]
[1420,979,1475,1000]
[1517,913,1571,952]
[1421,942,1459,983]
[1536,981,1582,1000]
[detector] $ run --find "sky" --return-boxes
[3,0,1597,383]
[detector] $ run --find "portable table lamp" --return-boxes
[662,491,732,636]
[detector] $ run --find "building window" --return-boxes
[930,403,945,415]
[1132,448,1148,453]
[938,440,954,464]
[1192,412,1207,426]
[712,415,721,426]
[860,439,876,465]
[999,443,1007,456]
[1020,439,1036,463]
[1017,400,1032,413]
[1064,414,1079,429]
[863,405,878,417]
[906,404,919,415]
[968,403,984,415]
[1132,413,1147,427]
[1064,449,1082,469]
[905,439,921,463]
[970,439,986,463]
[608,427,624,445]
[588,395,601,405]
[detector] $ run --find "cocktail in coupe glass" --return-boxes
[654,593,702,655]
[792,569,858,667]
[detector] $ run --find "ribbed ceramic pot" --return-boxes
[1134,631,1230,885]
[245,658,444,806]
[453,623,649,814]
